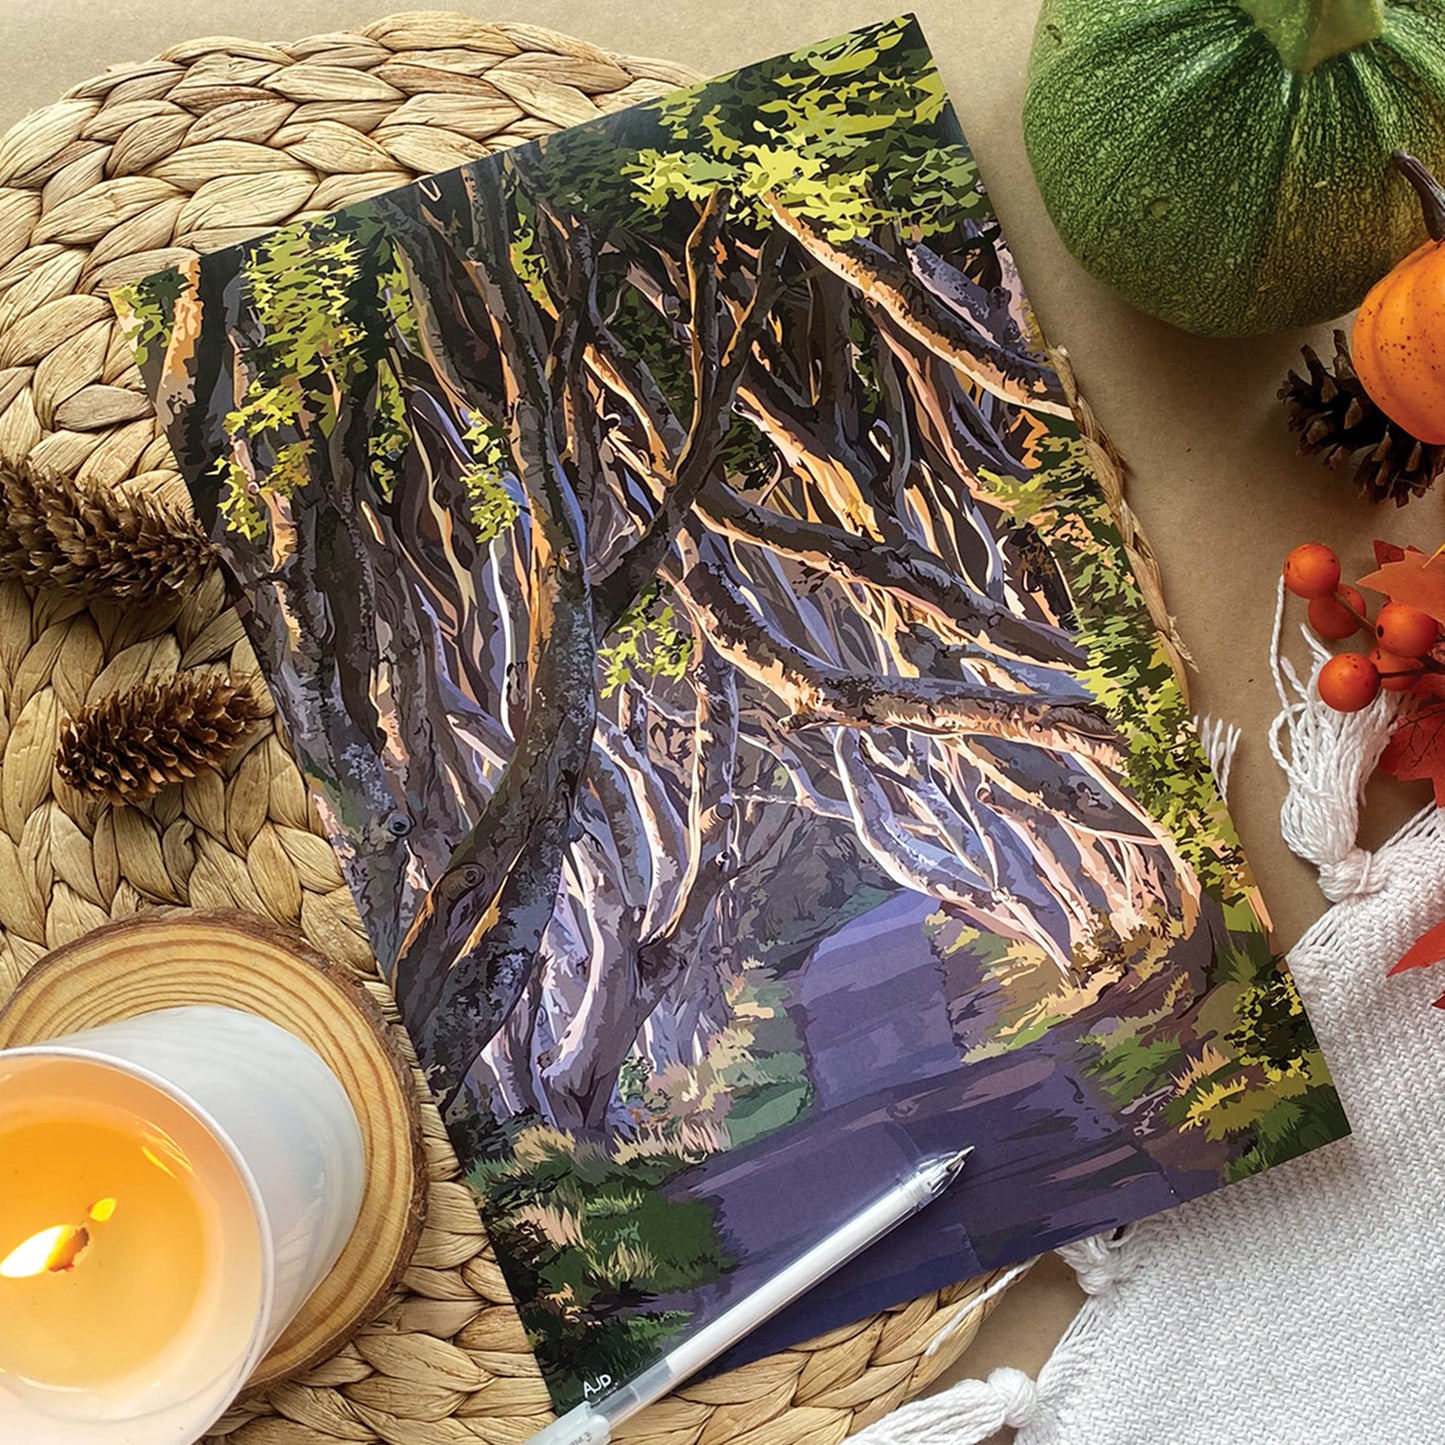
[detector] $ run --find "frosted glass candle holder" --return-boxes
[0,1005,366,1444]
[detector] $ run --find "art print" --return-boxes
[125,17,1349,1410]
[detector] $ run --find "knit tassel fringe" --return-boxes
[1267,575,1402,902]
[852,1233,1137,1445]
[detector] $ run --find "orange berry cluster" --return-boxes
[1283,543,1441,713]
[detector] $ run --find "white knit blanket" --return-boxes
[856,622,1445,1445]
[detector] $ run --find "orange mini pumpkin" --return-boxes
[1353,151,1445,446]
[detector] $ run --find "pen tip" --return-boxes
[918,1146,975,1196]
[941,1147,972,1184]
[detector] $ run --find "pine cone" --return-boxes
[57,673,264,803]
[0,464,216,599]
[1279,329,1445,506]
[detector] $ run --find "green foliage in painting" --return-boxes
[604,282,694,419]
[369,361,411,493]
[510,17,984,249]
[527,1308,687,1414]
[719,414,778,493]
[629,16,987,242]
[217,213,418,539]
[618,964,814,1150]
[1085,1034,1186,1106]
[114,268,189,368]
[598,581,695,697]
[1228,974,1319,1076]
[508,186,556,313]
[980,430,1245,900]
[473,1124,728,1411]
[1077,917,1345,1183]
[1221,1085,1349,1184]
[458,414,523,545]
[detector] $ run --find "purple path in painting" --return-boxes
[656,891,1218,1376]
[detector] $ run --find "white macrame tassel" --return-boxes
[1196,714,1241,800]
[851,1232,1139,1445]
[1054,1227,1135,1295]
[1267,576,1399,901]
[850,1366,1043,1444]
[920,1261,1032,1360]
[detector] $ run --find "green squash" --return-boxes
[1023,0,1445,335]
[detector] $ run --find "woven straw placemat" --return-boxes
[0,13,1028,1445]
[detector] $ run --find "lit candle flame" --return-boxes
[0,1224,86,1278]
[1,1200,117,1277]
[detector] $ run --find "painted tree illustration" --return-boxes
[133,17,1242,1144]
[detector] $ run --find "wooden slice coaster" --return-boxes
[0,909,426,1390]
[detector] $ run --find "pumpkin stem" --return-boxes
[1237,0,1384,73]
[1393,151,1445,245]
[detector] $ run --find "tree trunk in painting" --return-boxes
[133,17,1241,1149]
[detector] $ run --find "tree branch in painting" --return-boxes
[126,15,1341,1407]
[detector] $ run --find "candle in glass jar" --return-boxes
[0,1006,365,1445]
[0,1101,225,1397]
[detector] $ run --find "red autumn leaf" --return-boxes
[1389,918,1445,976]
[1378,673,1445,804]
[1373,539,1413,567]
[1358,552,1445,626]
